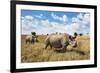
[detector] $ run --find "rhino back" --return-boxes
[26,35,32,40]
[49,34,69,48]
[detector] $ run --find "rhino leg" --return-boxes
[49,44,52,49]
[45,42,53,49]
[61,41,69,51]
[26,40,29,44]
[26,40,27,44]
[45,43,49,49]
[61,45,66,52]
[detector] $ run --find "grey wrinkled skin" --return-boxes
[25,35,38,44]
[45,33,77,51]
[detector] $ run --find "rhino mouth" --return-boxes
[72,44,77,48]
[69,41,77,48]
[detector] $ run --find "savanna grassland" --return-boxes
[21,35,90,63]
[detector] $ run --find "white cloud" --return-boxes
[66,23,80,35]
[77,13,83,20]
[51,13,68,23]
[22,15,68,35]
[72,17,80,23]
[41,20,53,27]
[21,16,40,34]
[72,13,90,25]
[22,13,90,35]
[39,20,67,34]
[82,13,90,25]
[71,13,90,34]
[25,16,33,20]
[35,14,43,18]
[63,15,68,22]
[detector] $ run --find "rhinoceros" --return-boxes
[25,35,38,44]
[44,33,77,51]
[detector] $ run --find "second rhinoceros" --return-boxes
[45,33,77,51]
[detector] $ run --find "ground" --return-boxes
[21,35,90,63]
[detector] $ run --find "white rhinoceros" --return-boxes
[45,33,77,51]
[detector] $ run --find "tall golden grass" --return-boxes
[21,35,90,63]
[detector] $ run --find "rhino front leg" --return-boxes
[61,45,66,52]
[45,43,49,49]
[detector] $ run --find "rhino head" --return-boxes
[68,35,77,48]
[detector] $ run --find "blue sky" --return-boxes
[21,9,90,35]
[21,10,80,23]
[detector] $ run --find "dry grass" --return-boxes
[21,35,90,63]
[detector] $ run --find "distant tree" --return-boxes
[79,33,83,36]
[59,33,61,35]
[31,32,36,36]
[47,34,49,35]
[87,33,89,35]
[56,32,58,34]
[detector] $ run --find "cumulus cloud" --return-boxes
[21,16,40,34]
[21,13,90,35]
[71,13,90,34]
[65,23,80,35]
[22,15,67,35]
[35,14,43,18]
[51,13,68,23]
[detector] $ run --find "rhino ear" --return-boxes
[73,32,78,39]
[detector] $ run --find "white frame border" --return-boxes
[16,4,94,69]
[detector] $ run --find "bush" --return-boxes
[31,32,36,36]
[79,33,83,36]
